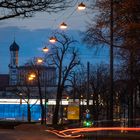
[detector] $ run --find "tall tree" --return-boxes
[46,32,80,125]
[84,0,140,126]
[114,0,140,126]
[23,60,47,124]
[89,64,110,123]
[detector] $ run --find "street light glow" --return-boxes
[30,73,36,78]
[43,47,49,52]
[60,22,68,29]
[28,77,34,81]
[78,2,86,10]
[37,58,43,63]
[49,36,57,43]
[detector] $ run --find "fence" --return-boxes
[0,104,41,121]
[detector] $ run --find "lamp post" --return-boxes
[44,76,47,125]
[35,57,47,124]
[109,0,114,126]
[36,56,47,124]
[87,62,90,110]
[27,73,36,122]
[42,47,49,124]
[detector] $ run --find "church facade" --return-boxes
[0,41,57,99]
[8,41,56,87]
[9,41,19,85]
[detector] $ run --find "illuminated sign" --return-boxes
[67,105,79,120]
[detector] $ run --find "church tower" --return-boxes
[9,41,19,85]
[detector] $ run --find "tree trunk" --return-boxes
[38,86,45,124]
[37,70,45,124]
[27,103,31,122]
[52,87,63,125]
[53,100,60,125]
[128,52,134,127]
[27,89,31,123]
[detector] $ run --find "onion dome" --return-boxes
[10,41,19,51]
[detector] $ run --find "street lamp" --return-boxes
[41,49,49,124]
[78,2,86,10]
[28,76,34,81]
[34,57,48,124]
[28,73,36,87]
[37,58,43,64]
[30,73,36,78]
[60,22,68,30]
[49,36,57,43]
[28,73,36,81]
[42,47,49,53]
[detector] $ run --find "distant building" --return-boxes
[18,65,56,86]
[8,40,56,86]
[0,40,57,99]
[9,41,19,85]
[0,74,9,90]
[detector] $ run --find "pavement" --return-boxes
[0,128,140,140]
[0,129,66,140]
[0,123,62,140]
[0,123,140,140]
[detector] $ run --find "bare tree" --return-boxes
[46,32,80,125]
[89,64,110,124]
[29,61,46,124]
[0,0,72,20]
[72,63,110,126]
[8,85,38,122]
[84,0,140,127]
[19,60,47,124]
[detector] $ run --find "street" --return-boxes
[0,129,63,140]
[0,129,140,140]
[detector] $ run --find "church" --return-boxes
[0,41,57,99]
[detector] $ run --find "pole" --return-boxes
[87,62,90,109]
[73,72,76,102]
[44,75,47,125]
[109,0,114,126]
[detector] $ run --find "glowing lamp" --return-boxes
[78,2,86,10]
[49,36,57,43]
[43,47,49,52]
[37,58,43,63]
[60,22,68,29]
[30,74,36,78]
[28,77,34,81]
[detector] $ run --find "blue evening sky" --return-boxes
[0,3,109,74]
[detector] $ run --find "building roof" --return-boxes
[10,41,19,51]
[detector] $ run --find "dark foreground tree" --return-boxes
[0,0,72,20]
[21,60,47,124]
[84,0,140,126]
[46,33,80,125]
[7,85,38,122]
